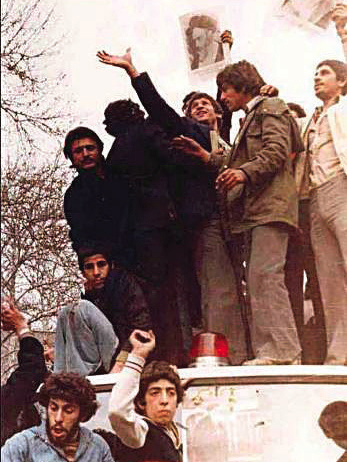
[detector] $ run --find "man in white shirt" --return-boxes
[108,330,183,462]
[306,59,347,365]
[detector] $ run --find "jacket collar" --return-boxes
[231,96,266,160]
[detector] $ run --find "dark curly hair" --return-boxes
[319,401,347,440]
[103,99,145,136]
[63,126,104,162]
[186,92,223,119]
[38,372,98,422]
[182,91,198,113]
[217,60,266,97]
[77,245,113,272]
[316,59,347,95]
[134,361,184,415]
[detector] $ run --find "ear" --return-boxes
[137,399,146,411]
[338,77,347,93]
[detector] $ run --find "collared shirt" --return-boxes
[309,97,344,189]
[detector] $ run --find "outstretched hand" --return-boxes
[171,136,211,163]
[97,48,140,78]
[97,48,132,68]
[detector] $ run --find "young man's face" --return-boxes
[141,379,177,427]
[47,398,81,446]
[314,65,345,102]
[82,254,110,290]
[71,137,101,170]
[219,84,249,113]
[189,97,217,128]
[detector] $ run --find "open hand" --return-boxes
[97,48,132,68]
[171,136,210,162]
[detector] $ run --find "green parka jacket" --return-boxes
[210,96,300,238]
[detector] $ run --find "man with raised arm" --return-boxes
[1,298,48,446]
[108,329,183,462]
[97,48,248,366]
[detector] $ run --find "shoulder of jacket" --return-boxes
[258,97,289,115]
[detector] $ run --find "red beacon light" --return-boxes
[189,332,230,367]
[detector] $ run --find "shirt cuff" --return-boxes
[17,327,32,340]
[124,353,146,374]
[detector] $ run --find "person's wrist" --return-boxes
[17,326,31,339]
[200,149,211,163]
[127,66,140,79]
[131,348,148,359]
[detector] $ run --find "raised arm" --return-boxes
[97,49,187,137]
[108,330,155,448]
[332,3,347,61]
[1,298,47,445]
[97,49,140,79]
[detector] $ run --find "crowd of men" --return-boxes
[1,4,347,461]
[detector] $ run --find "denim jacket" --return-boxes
[1,421,114,462]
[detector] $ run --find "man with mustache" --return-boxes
[1,372,114,461]
[63,126,132,269]
[295,57,347,365]
[97,49,249,366]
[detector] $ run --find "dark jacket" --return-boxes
[106,119,177,232]
[1,336,47,446]
[83,268,152,354]
[131,72,218,228]
[211,97,299,235]
[64,165,133,265]
[115,420,182,462]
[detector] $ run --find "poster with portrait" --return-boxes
[277,0,336,30]
[179,9,227,76]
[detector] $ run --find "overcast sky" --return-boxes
[56,0,344,149]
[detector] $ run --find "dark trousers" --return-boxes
[285,199,326,364]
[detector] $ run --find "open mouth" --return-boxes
[52,427,66,437]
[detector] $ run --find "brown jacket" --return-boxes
[210,96,298,236]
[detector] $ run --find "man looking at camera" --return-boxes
[108,330,183,462]
[1,372,114,461]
